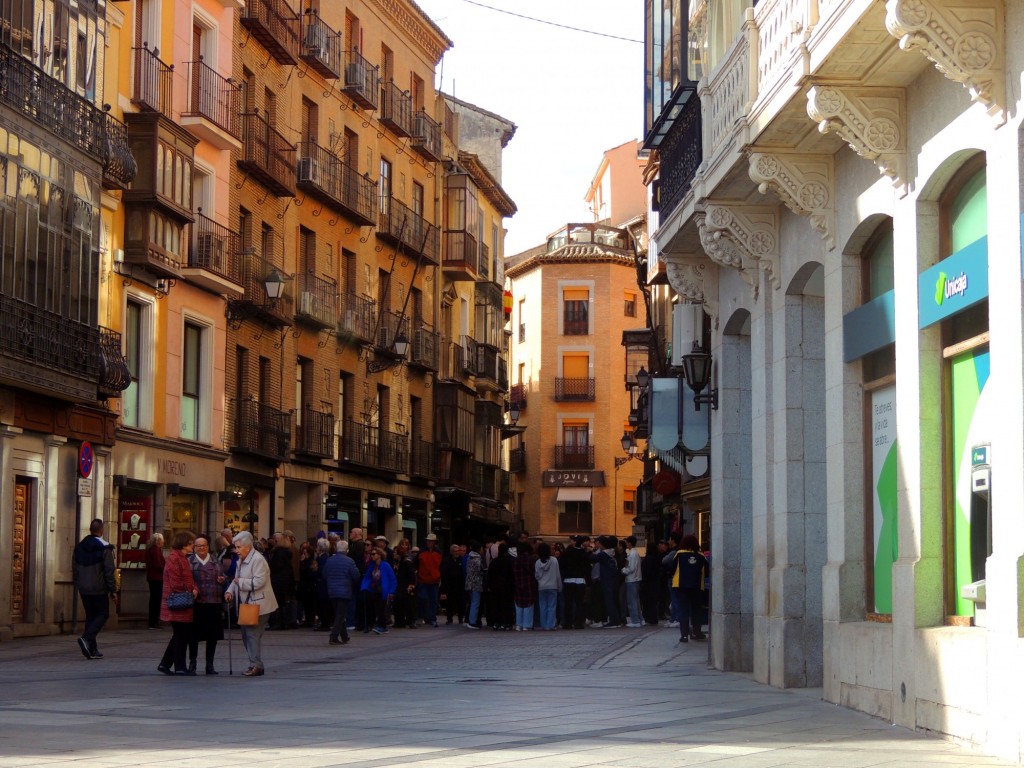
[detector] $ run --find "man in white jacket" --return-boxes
[225,531,278,676]
[622,536,643,628]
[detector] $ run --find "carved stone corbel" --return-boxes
[885,0,1005,120]
[807,85,907,191]
[748,152,835,250]
[696,204,779,299]
[665,260,719,323]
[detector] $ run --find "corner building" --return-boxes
[645,0,1024,759]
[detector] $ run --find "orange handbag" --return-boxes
[237,601,260,626]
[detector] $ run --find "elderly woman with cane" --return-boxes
[225,531,278,676]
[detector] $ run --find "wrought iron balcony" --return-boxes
[132,45,173,115]
[658,92,702,221]
[379,80,413,137]
[0,293,105,402]
[295,406,335,459]
[554,445,595,470]
[475,346,507,392]
[563,316,589,336]
[409,327,440,371]
[410,438,436,479]
[101,112,137,190]
[341,418,408,473]
[411,109,442,162]
[239,112,296,197]
[98,327,131,399]
[186,213,242,292]
[240,0,300,66]
[0,42,104,161]
[295,271,338,329]
[509,446,526,473]
[474,462,501,500]
[232,398,291,461]
[300,14,342,79]
[460,335,479,376]
[337,291,375,344]
[510,383,527,410]
[182,59,241,149]
[375,309,409,354]
[229,250,293,326]
[555,377,596,402]
[442,231,478,280]
[342,50,379,109]
[296,141,375,225]
[379,197,437,264]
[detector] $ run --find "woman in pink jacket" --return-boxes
[157,531,198,675]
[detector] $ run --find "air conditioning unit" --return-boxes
[196,233,225,271]
[297,157,320,185]
[299,291,320,318]
[304,26,325,56]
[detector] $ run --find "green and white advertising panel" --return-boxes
[871,385,898,613]
[951,347,991,616]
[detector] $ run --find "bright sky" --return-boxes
[414,0,644,255]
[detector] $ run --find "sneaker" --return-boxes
[77,637,91,660]
[665,621,680,628]
[372,627,384,634]
[691,633,707,640]
[90,649,104,659]
[679,636,689,643]
[346,625,356,631]
[465,623,479,630]
[600,622,617,628]
[626,622,643,628]
[329,638,343,645]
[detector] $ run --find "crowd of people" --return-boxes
[78,523,709,678]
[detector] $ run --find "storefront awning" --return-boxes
[556,487,593,503]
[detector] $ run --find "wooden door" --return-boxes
[11,479,31,622]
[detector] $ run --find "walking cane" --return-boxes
[227,599,234,676]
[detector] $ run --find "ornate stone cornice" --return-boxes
[665,260,718,322]
[696,204,779,298]
[885,0,1005,119]
[370,0,453,65]
[807,84,907,191]
[749,152,835,250]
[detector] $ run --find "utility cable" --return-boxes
[457,0,642,44]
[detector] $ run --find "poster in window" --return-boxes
[118,495,152,569]
[871,385,898,613]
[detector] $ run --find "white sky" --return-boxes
[414,0,644,255]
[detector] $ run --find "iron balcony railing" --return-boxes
[132,44,173,115]
[376,309,409,353]
[233,250,293,325]
[239,112,296,197]
[379,197,437,263]
[410,327,440,371]
[240,0,300,65]
[460,335,479,376]
[295,272,338,329]
[442,231,478,279]
[410,438,436,478]
[342,50,379,109]
[554,445,595,470]
[101,112,137,190]
[379,80,413,137]
[0,293,99,383]
[509,446,526,473]
[341,418,407,473]
[0,42,104,160]
[554,377,596,401]
[183,59,240,139]
[295,141,375,225]
[97,326,132,399]
[337,291,375,343]
[475,345,506,391]
[300,14,342,79]
[563,316,589,336]
[295,406,335,458]
[189,213,241,284]
[411,109,442,161]
[474,462,500,500]
[232,398,291,461]
[658,91,702,221]
[510,383,527,409]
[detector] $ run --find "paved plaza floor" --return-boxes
[0,622,1012,767]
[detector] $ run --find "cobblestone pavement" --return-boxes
[0,622,1012,767]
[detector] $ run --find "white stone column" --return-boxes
[750,274,773,685]
[40,435,69,626]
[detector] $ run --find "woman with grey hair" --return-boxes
[314,538,332,631]
[225,531,278,676]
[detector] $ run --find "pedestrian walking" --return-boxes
[157,531,198,675]
[187,536,225,675]
[72,519,118,659]
[534,542,561,630]
[322,540,360,645]
[225,530,278,676]
[145,533,164,629]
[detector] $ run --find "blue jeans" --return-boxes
[625,581,641,625]
[669,586,681,622]
[417,583,439,624]
[515,604,534,629]
[467,591,482,625]
[538,590,557,629]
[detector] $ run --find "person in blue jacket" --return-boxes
[662,533,707,643]
[322,540,361,645]
[360,547,396,634]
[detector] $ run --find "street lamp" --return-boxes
[367,331,411,373]
[680,343,719,411]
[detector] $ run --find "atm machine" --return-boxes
[961,443,991,626]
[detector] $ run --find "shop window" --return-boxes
[558,502,592,534]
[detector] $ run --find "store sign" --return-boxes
[542,470,605,487]
[919,237,988,328]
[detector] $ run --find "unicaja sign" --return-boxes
[935,271,968,306]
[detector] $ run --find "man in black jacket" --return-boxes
[560,536,590,629]
[73,519,118,659]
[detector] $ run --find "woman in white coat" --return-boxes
[225,531,278,676]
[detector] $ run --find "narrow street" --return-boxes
[0,625,1008,767]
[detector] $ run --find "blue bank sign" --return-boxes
[918,236,988,329]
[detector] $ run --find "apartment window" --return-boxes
[563,288,589,335]
[380,157,392,215]
[344,128,358,169]
[518,299,526,343]
[624,292,637,318]
[410,73,424,111]
[412,181,424,218]
[560,422,590,469]
[345,12,360,53]
[623,487,636,517]
[123,298,152,429]
[180,321,206,442]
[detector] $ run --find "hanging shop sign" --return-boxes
[918,237,988,329]
[542,470,605,487]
